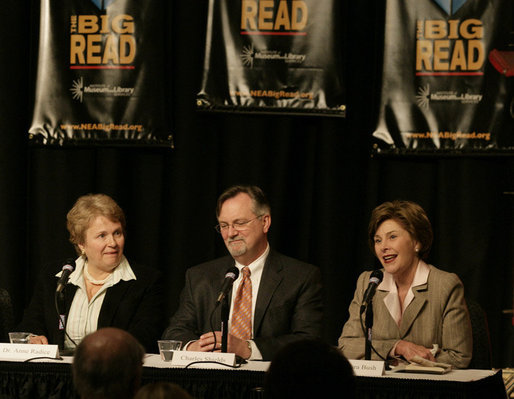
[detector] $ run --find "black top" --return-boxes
[17,261,166,353]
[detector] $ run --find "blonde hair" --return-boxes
[66,194,126,254]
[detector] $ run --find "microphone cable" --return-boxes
[54,291,78,350]
[359,303,386,361]
[209,266,239,352]
[209,302,219,352]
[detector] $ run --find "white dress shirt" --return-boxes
[231,244,270,360]
[379,260,430,326]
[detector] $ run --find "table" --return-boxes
[141,355,268,398]
[0,355,507,399]
[355,369,507,399]
[0,356,268,399]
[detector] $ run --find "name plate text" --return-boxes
[171,351,236,367]
[0,344,60,360]
[348,359,385,376]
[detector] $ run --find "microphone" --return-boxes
[56,259,76,294]
[216,267,239,304]
[359,269,383,314]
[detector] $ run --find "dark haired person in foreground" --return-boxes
[73,327,145,399]
[135,382,193,399]
[163,185,323,361]
[339,200,472,368]
[264,339,355,399]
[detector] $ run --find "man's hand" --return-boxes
[187,331,221,352]
[395,340,436,362]
[187,331,251,359]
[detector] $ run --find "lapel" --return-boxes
[54,284,79,347]
[399,282,428,337]
[224,258,237,303]
[63,284,78,314]
[213,258,237,327]
[374,289,402,335]
[253,251,282,333]
[97,280,132,327]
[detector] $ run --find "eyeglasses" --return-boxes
[214,215,264,234]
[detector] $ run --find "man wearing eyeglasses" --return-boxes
[163,185,323,361]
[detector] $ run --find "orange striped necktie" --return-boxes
[230,266,252,340]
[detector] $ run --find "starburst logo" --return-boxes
[70,77,84,102]
[416,84,430,109]
[433,0,467,15]
[241,45,255,68]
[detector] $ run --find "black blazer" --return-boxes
[163,250,323,360]
[17,262,166,353]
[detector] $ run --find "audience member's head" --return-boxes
[135,382,193,399]
[264,339,356,399]
[72,327,145,399]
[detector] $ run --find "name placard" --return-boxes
[171,351,236,367]
[348,359,385,376]
[0,344,60,360]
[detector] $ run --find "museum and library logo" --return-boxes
[70,77,135,102]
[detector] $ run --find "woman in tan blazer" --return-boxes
[338,200,472,368]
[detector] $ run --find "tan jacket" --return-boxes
[338,265,472,368]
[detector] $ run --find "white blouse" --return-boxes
[378,260,430,327]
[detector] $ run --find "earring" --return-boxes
[415,247,419,253]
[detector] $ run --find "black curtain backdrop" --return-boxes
[1,0,512,368]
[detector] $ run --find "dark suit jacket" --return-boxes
[162,250,324,360]
[17,262,166,353]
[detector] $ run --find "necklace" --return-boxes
[84,264,111,285]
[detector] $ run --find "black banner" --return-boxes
[29,0,173,147]
[373,0,513,154]
[196,0,346,116]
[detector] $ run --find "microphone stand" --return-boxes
[54,288,78,354]
[55,291,66,330]
[220,295,229,353]
[364,300,374,360]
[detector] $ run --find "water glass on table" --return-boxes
[158,340,182,361]
[8,332,32,344]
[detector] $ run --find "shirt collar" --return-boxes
[378,260,431,325]
[58,255,136,288]
[378,259,430,292]
[235,243,270,275]
[411,259,430,287]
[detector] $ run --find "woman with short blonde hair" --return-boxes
[17,193,165,353]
